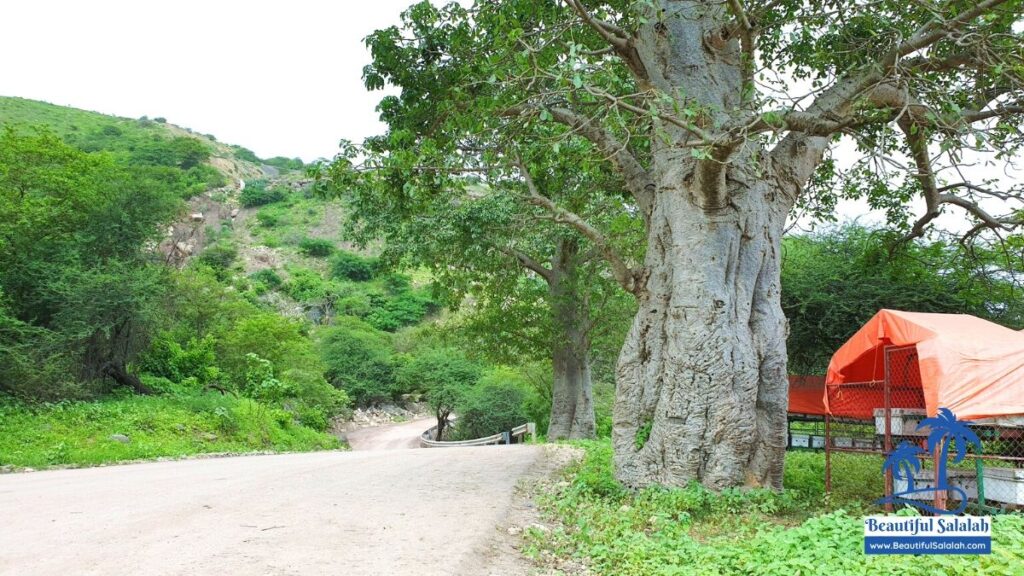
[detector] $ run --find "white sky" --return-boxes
[1,1,1017,236]
[0,0,414,162]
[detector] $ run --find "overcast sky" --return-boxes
[0,0,415,162]
[2,1,1018,234]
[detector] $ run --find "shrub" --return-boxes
[217,313,320,388]
[329,251,377,281]
[249,269,283,290]
[284,268,329,302]
[242,353,291,402]
[138,334,221,386]
[454,379,529,440]
[239,180,287,207]
[298,237,335,257]
[194,242,237,277]
[364,288,436,332]
[320,317,397,406]
[256,206,284,228]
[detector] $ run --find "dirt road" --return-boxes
[0,445,542,575]
[346,417,435,450]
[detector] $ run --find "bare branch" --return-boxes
[501,247,554,282]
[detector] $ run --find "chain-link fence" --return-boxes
[823,345,1024,513]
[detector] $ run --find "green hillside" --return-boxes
[0,97,545,471]
[0,96,276,195]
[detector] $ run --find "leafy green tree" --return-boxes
[455,374,531,440]
[320,317,399,405]
[340,0,1024,489]
[323,79,640,441]
[398,349,481,440]
[783,226,1024,374]
[0,128,180,397]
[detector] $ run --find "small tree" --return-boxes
[400,349,482,440]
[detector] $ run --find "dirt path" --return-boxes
[346,417,435,450]
[0,446,543,576]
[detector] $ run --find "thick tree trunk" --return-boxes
[546,238,596,440]
[612,170,792,490]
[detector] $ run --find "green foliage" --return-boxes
[137,334,221,386]
[249,268,283,290]
[262,156,305,171]
[329,250,378,281]
[298,237,335,257]
[0,128,181,398]
[231,145,260,164]
[0,97,225,198]
[364,286,437,331]
[782,225,1024,374]
[243,353,292,402]
[239,179,287,207]
[0,393,340,469]
[454,367,532,439]
[400,348,481,434]
[217,313,320,389]
[528,441,1024,575]
[194,242,238,279]
[320,317,399,406]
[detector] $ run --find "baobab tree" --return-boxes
[337,0,1024,489]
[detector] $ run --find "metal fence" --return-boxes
[824,345,1024,513]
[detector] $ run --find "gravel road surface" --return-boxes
[0,443,542,575]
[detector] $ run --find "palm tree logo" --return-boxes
[878,408,982,514]
[882,441,924,490]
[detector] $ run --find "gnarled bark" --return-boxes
[612,151,794,489]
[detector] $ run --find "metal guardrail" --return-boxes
[420,422,536,448]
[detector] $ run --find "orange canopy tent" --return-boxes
[824,309,1024,421]
[788,375,827,416]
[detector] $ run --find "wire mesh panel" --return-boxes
[824,344,1024,513]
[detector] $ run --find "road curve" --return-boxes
[0,446,542,576]
[346,417,435,450]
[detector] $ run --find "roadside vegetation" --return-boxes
[527,441,1024,575]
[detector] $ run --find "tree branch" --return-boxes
[515,156,643,294]
[564,0,649,81]
[545,106,655,217]
[501,247,554,282]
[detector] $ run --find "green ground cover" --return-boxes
[527,441,1024,575]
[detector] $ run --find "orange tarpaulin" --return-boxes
[788,375,827,416]
[825,309,1024,421]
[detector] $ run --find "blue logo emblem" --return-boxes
[877,407,982,515]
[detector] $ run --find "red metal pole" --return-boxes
[884,346,893,513]
[825,413,832,495]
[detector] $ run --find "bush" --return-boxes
[298,237,335,257]
[320,317,397,406]
[329,251,377,281]
[454,378,529,440]
[249,269,283,290]
[256,206,283,227]
[284,268,330,302]
[239,180,287,207]
[364,288,436,331]
[138,334,221,386]
[194,242,238,277]
[217,313,321,388]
